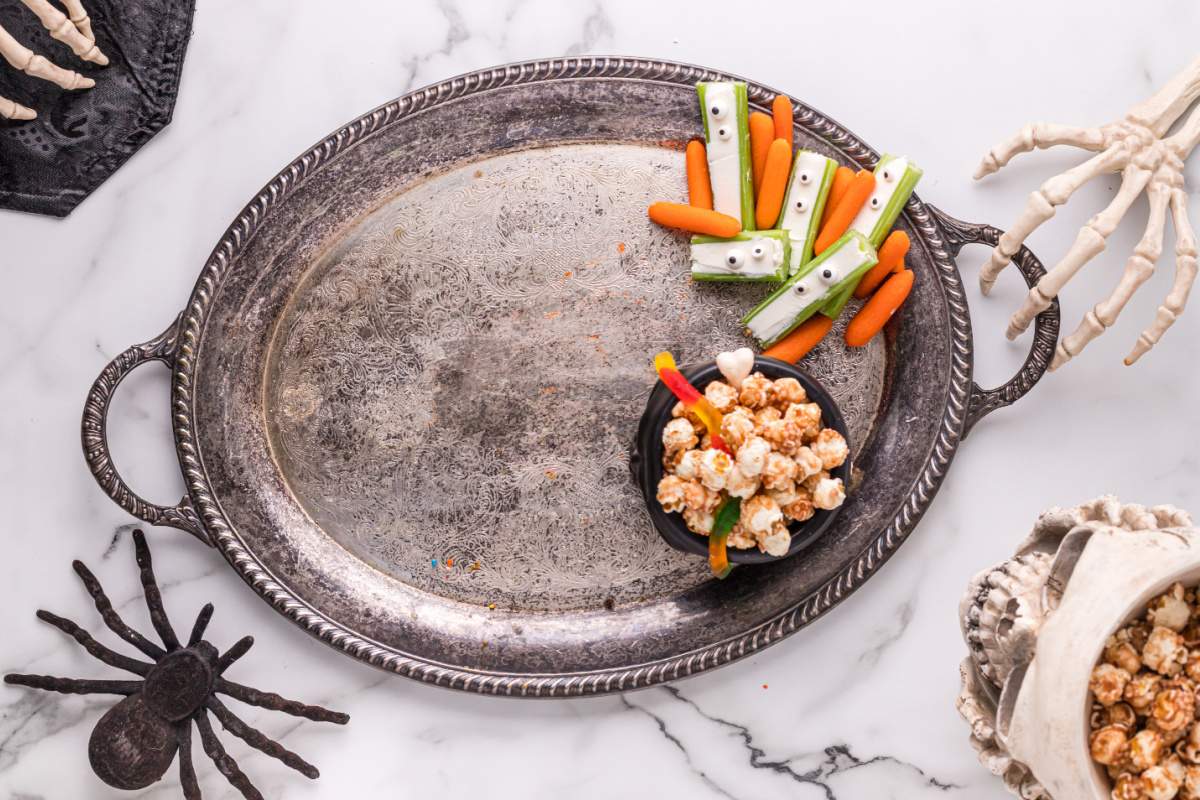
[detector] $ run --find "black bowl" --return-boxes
[631,356,852,564]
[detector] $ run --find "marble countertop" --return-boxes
[3,1,1199,797]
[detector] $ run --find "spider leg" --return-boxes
[195,711,264,800]
[978,143,1127,295]
[188,603,215,647]
[72,560,165,660]
[216,679,349,724]
[4,673,140,695]
[133,530,182,651]
[1052,177,1172,369]
[35,610,150,676]
[18,0,107,64]
[207,696,319,778]
[974,122,1108,180]
[176,721,201,800]
[1127,187,1198,364]
[1007,161,1154,338]
[217,636,254,673]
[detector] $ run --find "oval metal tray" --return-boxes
[83,57,1060,696]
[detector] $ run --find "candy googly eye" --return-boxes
[793,283,808,295]
[726,250,745,270]
[750,243,767,259]
[820,267,836,282]
[709,98,729,120]
[882,168,893,182]
[870,196,881,209]
[794,198,808,213]
[717,126,731,141]
[799,172,811,185]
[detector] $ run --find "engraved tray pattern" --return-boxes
[265,145,884,611]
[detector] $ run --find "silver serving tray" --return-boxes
[82,57,1060,697]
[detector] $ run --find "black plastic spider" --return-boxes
[4,530,349,799]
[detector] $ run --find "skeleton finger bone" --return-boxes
[1126,188,1198,365]
[1051,179,1171,369]
[979,144,1128,295]
[57,0,94,42]
[974,123,1107,180]
[0,22,93,89]
[20,0,106,65]
[0,92,36,120]
[1008,162,1154,339]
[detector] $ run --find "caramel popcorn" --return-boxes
[1145,627,1189,677]
[724,465,761,500]
[761,453,799,491]
[810,428,849,470]
[1149,584,1192,632]
[1092,724,1131,765]
[742,494,783,536]
[1113,772,1146,800]
[655,374,848,556]
[704,380,739,413]
[1092,664,1133,707]
[1130,729,1167,772]
[698,448,733,492]
[720,408,756,449]
[735,436,771,478]
[812,476,847,511]
[738,373,773,409]
[771,377,807,406]
[1092,583,1200,796]
[662,418,698,454]
[656,475,687,513]
[1128,674,1165,714]
[1143,762,1184,800]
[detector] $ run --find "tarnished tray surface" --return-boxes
[83,57,1059,696]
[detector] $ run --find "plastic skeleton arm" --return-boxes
[974,56,1200,369]
[0,0,106,121]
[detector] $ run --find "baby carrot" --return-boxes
[853,230,910,298]
[820,166,856,229]
[648,202,741,237]
[749,111,774,193]
[813,170,876,255]
[755,139,792,229]
[686,140,713,210]
[763,315,834,363]
[772,95,793,148]
[846,269,914,347]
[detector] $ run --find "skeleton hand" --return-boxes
[974,56,1200,369]
[0,0,106,121]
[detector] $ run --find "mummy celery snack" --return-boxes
[697,81,754,230]
[776,151,837,274]
[742,232,877,347]
[822,154,922,318]
[691,230,790,282]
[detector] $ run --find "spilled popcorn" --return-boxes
[656,372,846,557]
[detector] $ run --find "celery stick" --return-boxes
[697,82,754,230]
[822,154,922,318]
[691,230,791,282]
[741,232,877,347]
[776,152,837,274]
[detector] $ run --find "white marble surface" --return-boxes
[2,1,1199,797]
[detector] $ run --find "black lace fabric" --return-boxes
[0,0,195,217]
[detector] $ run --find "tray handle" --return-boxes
[928,205,1060,437]
[82,314,210,546]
